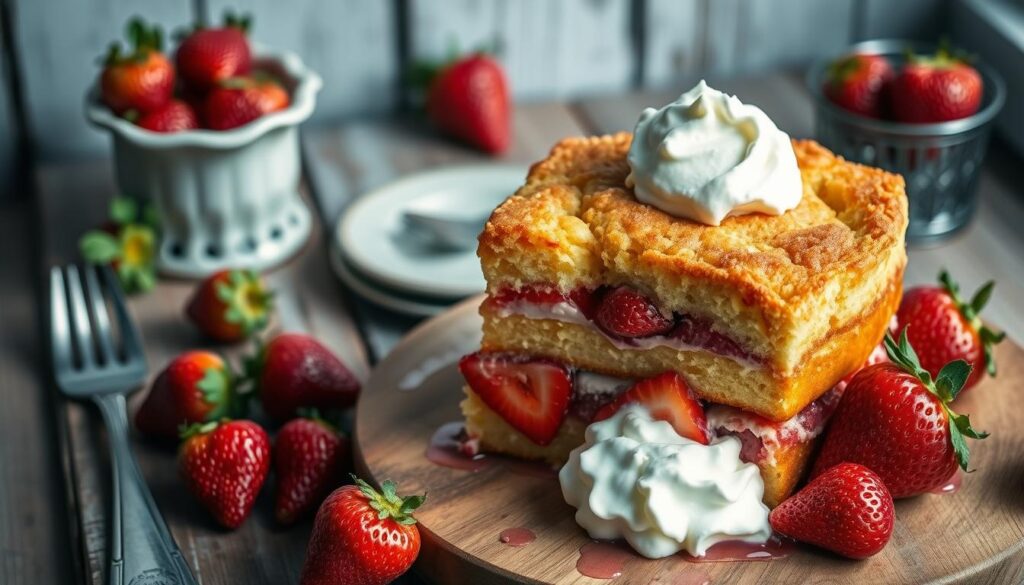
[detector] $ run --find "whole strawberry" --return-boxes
[595,286,673,339]
[100,18,174,115]
[135,350,235,440]
[274,414,350,525]
[897,271,1004,392]
[770,463,894,559]
[823,53,893,118]
[185,269,274,342]
[300,477,424,585]
[175,12,252,92]
[179,419,270,529]
[250,333,361,423]
[425,54,510,154]
[890,46,983,123]
[136,99,200,133]
[202,76,290,130]
[811,330,988,498]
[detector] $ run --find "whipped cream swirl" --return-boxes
[558,405,771,558]
[626,80,802,225]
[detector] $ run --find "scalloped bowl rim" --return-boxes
[84,45,322,150]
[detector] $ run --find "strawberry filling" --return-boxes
[462,350,851,466]
[486,285,763,365]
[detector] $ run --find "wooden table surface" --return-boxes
[1,72,1022,585]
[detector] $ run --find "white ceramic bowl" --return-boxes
[85,46,322,278]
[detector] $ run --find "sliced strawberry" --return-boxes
[594,287,674,339]
[593,371,709,444]
[458,352,571,446]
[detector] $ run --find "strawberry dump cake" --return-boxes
[457,82,908,519]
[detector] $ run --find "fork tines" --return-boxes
[50,264,145,385]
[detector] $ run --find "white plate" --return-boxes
[336,165,525,299]
[328,244,450,318]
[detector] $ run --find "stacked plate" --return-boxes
[331,165,526,317]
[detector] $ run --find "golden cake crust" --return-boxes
[478,135,908,374]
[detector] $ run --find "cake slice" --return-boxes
[477,135,905,421]
[459,134,907,507]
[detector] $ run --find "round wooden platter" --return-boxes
[355,296,1024,585]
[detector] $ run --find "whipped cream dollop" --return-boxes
[625,80,803,225]
[558,405,771,558]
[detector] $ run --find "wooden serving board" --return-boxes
[355,297,1024,585]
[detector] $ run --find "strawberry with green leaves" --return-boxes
[79,197,158,293]
[99,18,175,116]
[300,477,424,585]
[135,350,236,441]
[823,53,893,118]
[248,333,361,423]
[811,330,989,498]
[417,52,510,154]
[896,270,1004,392]
[179,419,270,529]
[185,269,274,342]
[175,11,252,92]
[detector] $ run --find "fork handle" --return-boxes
[94,394,198,585]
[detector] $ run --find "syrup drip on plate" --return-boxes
[929,471,962,495]
[499,527,536,547]
[426,422,558,479]
[682,535,795,562]
[576,541,634,579]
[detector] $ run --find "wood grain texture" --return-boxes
[643,0,856,86]
[407,0,636,99]
[35,161,371,584]
[206,0,398,123]
[0,200,75,585]
[573,82,1024,344]
[302,102,590,359]
[11,0,192,159]
[0,23,20,199]
[356,297,1024,585]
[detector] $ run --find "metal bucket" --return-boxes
[807,40,1005,243]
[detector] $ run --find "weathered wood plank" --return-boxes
[0,23,20,200]
[302,102,591,359]
[36,160,371,584]
[738,0,856,72]
[0,200,75,585]
[205,0,398,122]
[407,0,636,99]
[11,0,192,159]
[640,0,703,86]
[573,84,1024,343]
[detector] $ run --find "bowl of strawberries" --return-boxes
[808,39,1005,243]
[85,16,322,277]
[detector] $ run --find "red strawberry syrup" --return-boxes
[499,527,536,547]
[426,422,489,472]
[682,535,795,562]
[576,541,634,579]
[426,422,558,479]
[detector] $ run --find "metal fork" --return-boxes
[51,264,197,585]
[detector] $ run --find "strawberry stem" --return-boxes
[883,329,988,471]
[937,269,1005,377]
[352,475,425,526]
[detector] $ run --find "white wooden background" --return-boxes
[0,0,945,195]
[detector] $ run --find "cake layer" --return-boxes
[478,136,908,376]
[479,270,900,421]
